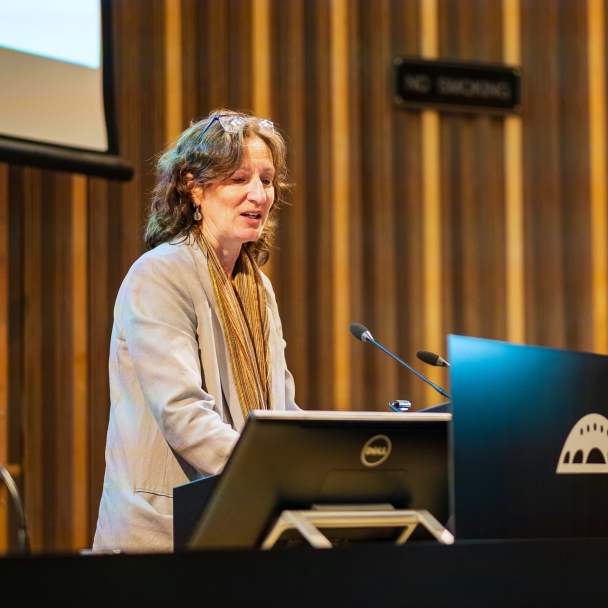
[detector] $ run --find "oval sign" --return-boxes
[360,435,392,467]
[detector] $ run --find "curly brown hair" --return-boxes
[144,109,289,265]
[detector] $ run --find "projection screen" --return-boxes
[0,0,132,179]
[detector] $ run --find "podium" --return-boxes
[449,335,608,540]
[174,411,452,551]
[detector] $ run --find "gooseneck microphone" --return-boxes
[350,323,451,399]
[417,350,451,368]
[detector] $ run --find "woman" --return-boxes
[93,110,298,553]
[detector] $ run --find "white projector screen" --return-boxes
[0,0,107,152]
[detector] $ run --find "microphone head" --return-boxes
[350,323,372,342]
[417,350,440,365]
[417,350,450,367]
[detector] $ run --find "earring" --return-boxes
[193,206,202,221]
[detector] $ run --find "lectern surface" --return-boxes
[189,411,450,549]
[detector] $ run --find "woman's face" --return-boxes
[192,137,275,251]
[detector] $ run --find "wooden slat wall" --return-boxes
[503,0,525,344]
[0,0,606,552]
[589,0,608,353]
[0,164,7,548]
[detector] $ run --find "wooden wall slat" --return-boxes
[439,0,507,345]
[272,0,310,407]
[180,0,199,125]
[522,0,566,348]
[228,0,253,108]
[164,0,188,404]
[165,0,184,144]
[372,0,399,408]
[87,177,111,542]
[503,0,526,345]
[6,166,25,552]
[356,0,379,409]
[331,0,352,410]
[51,172,74,550]
[205,1,229,108]
[347,2,364,410]
[588,0,608,354]
[392,0,426,409]
[306,0,333,410]
[252,0,271,119]
[559,0,592,352]
[71,174,89,550]
[22,167,43,550]
[420,0,445,404]
[0,163,8,552]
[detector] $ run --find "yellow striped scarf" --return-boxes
[199,233,273,418]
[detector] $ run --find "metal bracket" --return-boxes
[261,506,454,550]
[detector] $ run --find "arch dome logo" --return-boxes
[556,413,608,474]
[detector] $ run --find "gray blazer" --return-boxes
[93,240,298,552]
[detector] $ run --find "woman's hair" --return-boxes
[144,109,289,265]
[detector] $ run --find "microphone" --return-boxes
[417,350,450,368]
[350,323,451,399]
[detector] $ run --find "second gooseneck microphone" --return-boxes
[350,323,451,399]
[417,350,450,367]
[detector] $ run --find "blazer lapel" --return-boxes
[266,303,286,411]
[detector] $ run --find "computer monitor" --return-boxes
[187,411,450,550]
[449,334,608,540]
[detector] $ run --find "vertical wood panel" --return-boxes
[115,2,144,273]
[439,0,506,347]
[87,177,111,541]
[22,168,43,550]
[271,0,310,407]
[393,0,425,409]
[371,0,398,406]
[71,175,89,550]
[47,172,74,550]
[522,0,566,348]
[181,0,199,124]
[477,5,506,342]
[503,0,525,344]
[114,0,163,274]
[307,0,333,409]
[0,163,7,551]
[331,0,351,410]
[228,0,253,107]
[357,0,396,408]
[347,1,364,410]
[252,0,275,283]
[421,0,443,404]
[560,1,592,352]
[165,0,183,144]
[252,0,271,118]
[589,0,608,354]
[197,1,252,112]
[6,166,24,553]
[205,1,229,107]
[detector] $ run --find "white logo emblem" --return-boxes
[361,435,392,467]
[556,413,608,474]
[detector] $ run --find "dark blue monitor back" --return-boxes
[449,335,608,540]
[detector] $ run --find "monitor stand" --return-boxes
[261,504,454,549]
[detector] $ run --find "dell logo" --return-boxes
[361,435,392,467]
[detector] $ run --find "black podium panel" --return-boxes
[173,474,220,551]
[2,539,608,607]
[450,335,608,540]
